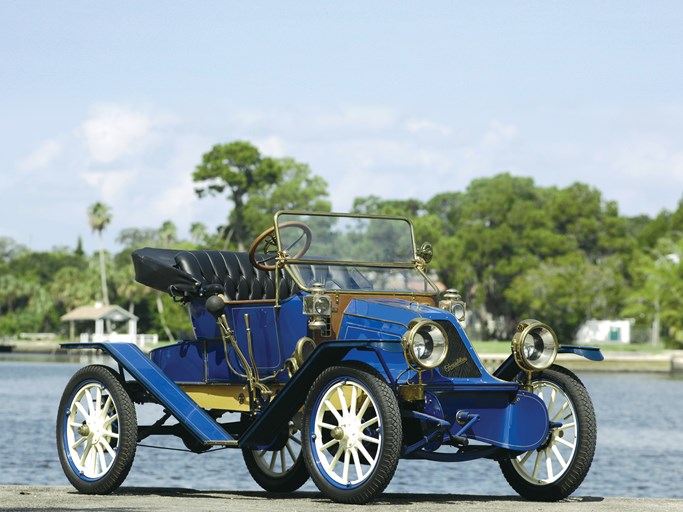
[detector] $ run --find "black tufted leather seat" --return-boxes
[174,250,298,301]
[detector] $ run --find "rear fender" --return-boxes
[493,345,603,381]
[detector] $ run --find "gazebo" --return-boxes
[61,303,138,344]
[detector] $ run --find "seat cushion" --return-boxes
[173,250,297,301]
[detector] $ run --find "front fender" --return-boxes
[493,344,603,381]
[238,340,403,449]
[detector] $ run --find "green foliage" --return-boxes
[87,202,112,234]
[505,253,627,340]
[622,237,683,347]
[352,174,647,341]
[240,158,331,243]
[3,140,682,346]
[194,142,331,251]
[193,141,283,250]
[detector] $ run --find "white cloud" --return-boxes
[19,101,682,253]
[255,135,287,158]
[403,118,452,136]
[481,120,519,149]
[81,169,137,204]
[233,105,402,139]
[18,139,62,171]
[606,138,683,182]
[312,106,399,131]
[225,107,526,211]
[80,105,174,164]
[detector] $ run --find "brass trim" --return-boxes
[224,299,277,305]
[511,318,559,372]
[399,384,426,402]
[271,209,440,296]
[293,336,316,366]
[205,440,240,447]
[287,258,416,269]
[402,319,449,370]
[284,264,439,296]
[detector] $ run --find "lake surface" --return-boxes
[1,354,682,498]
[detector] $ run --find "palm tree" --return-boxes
[87,202,112,306]
[156,220,178,342]
[189,222,208,247]
[158,220,177,248]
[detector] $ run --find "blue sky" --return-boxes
[2,2,682,252]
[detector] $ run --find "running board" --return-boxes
[61,342,236,447]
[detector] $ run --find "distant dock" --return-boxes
[3,340,683,373]
[478,351,683,374]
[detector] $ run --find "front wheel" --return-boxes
[56,365,137,494]
[302,365,402,504]
[499,366,596,501]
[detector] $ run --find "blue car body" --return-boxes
[58,210,601,503]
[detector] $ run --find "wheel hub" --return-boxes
[331,426,345,440]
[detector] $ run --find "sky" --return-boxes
[2,1,683,253]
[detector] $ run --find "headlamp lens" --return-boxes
[404,320,448,369]
[512,319,558,371]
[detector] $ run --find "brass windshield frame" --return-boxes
[272,210,440,297]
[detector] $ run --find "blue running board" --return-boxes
[61,342,236,447]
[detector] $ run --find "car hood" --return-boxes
[339,297,454,341]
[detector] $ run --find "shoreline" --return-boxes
[2,340,683,373]
[2,485,682,512]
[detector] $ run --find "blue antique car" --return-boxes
[56,211,601,504]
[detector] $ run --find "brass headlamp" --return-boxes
[511,319,558,372]
[402,319,449,370]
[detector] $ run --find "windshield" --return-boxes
[274,211,438,295]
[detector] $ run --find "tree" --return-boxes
[87,202,112,306]
[240,158,331,241]
[0,237,29,262]
[506,253,627,341]
[390,174,635,340]
[189,222,208,246]
[50,263,100,312]
[193,141,282,251]
[622,238,683,347]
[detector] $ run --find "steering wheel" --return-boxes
[248,221,313,271]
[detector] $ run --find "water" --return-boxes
[1,354,682,498]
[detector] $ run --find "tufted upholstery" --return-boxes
[173,250,298,301]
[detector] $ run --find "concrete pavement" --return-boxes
[1,486,682,512]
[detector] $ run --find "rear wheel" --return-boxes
[242,420,309,492]
[499,366,596,501]
[302,365,402,504]
[56,365,137,494]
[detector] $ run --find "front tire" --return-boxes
[56,365,137,494]
[242,420,309,492]
[499,365,596,501]
[302,365,402,504]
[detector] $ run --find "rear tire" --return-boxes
[242,420,309,492]
[499,365,596,501]
[56,365,137,494]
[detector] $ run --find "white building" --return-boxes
[575,319,635,344]
[61,303,158,346]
